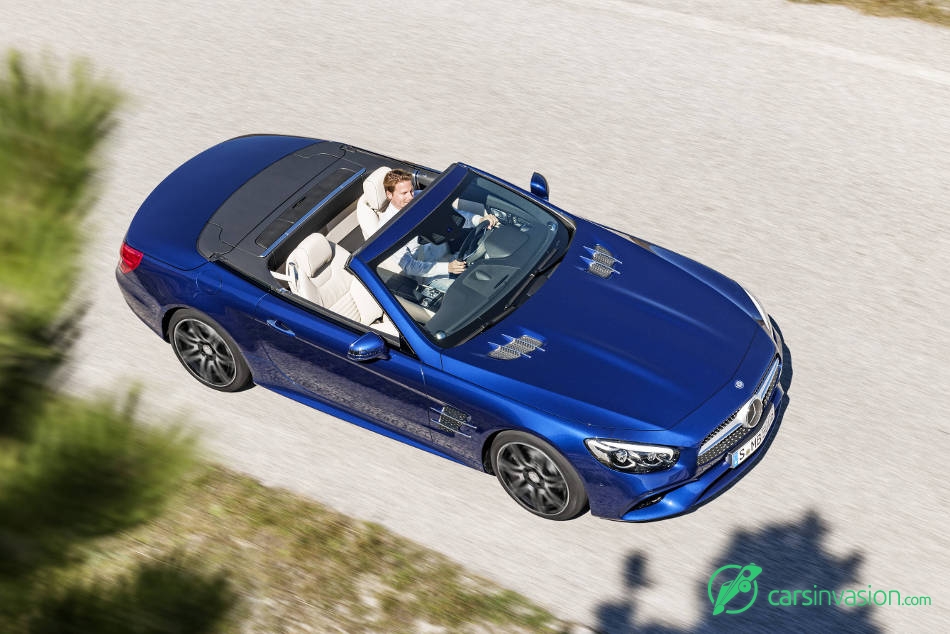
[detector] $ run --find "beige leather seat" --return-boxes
[285,233,397,336]
[356,166,392,240]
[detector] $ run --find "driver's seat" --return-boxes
[356,166,392,240]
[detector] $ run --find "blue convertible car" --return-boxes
[117,135,785,522]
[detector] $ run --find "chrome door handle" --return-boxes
[266,319,295,337]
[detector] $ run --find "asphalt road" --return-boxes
[3,1,948,631]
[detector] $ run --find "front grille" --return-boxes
[698,426,753,468]
[700,411,739,450]
[696,356,781,473]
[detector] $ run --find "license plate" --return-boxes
[728,407,775,468]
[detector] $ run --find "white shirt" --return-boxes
[379,203,486,281]
[375,202,400,230]
[397,238,453,278]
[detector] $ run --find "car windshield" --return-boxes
[370,170,571,348]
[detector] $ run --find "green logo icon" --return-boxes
[708,563,762,615]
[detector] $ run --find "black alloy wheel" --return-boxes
[490,431,588,520]
[168,309,251,392]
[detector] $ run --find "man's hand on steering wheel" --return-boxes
[481,213,500,229]
[454,218,492,263]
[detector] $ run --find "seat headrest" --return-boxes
[293,233,333,277]
[362,166,392,213]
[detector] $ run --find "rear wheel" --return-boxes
[490,431,588,520]
[168,309,251,392]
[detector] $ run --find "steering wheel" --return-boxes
[455,219,491,263]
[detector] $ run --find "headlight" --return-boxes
[584,439,679,473]
[745,289,774,338]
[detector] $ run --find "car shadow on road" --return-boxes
[594,510,878,633]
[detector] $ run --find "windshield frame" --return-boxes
[365,164,574,349]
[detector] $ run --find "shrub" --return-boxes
[0,392,197,540]
[29,554,235,634]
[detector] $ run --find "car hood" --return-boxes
[442,219,759,431]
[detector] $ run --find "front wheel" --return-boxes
[490,431,588,520]
[168,309,251,392]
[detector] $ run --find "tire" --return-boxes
[167,309,251,392]
[489,431,589,520]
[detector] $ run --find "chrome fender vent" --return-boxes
[581,245,621,278]
[488,335,545,360]
[429,405,475,437]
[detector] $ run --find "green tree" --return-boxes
[0,50,122,426]
[0,51,234,632]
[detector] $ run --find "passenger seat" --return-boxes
[284,233,397,336]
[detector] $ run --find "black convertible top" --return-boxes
[197,140,439,287]
[197,141,345,260]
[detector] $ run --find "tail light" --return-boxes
[119,241,143,274]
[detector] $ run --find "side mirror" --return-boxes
[530,172,549,200]
[347,332,389,362]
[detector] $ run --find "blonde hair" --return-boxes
[383,169,412,193]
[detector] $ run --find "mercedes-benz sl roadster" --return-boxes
[117,135,786,521]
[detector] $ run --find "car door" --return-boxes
[255,292,435,442]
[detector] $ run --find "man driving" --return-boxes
[379,169,498,289]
